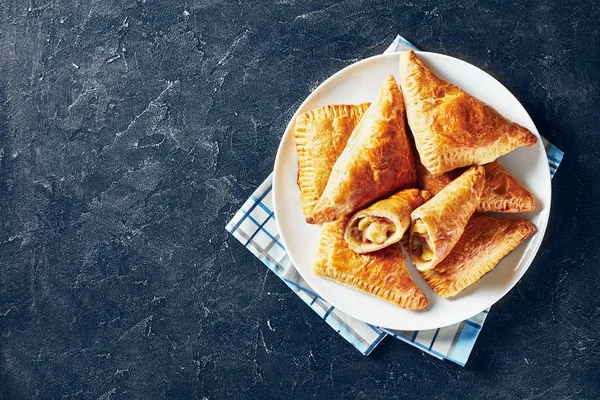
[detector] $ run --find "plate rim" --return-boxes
[272,50,551,331]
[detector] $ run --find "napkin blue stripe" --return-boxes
[225,34,563,366]
[253,198,274,215]
[429,330,440,350]
[245,212,274,246]
[414,341,440,356]
[281,278,322,299]
[367,332,387,353]
[364,333,387,355]
[327,317,372,349]
[451,324,480,366]
[464,320,482,330]
[367,323,383,334]
[397,37,419,50]
[324,307,334,320]
[434,329,441,349]
[230,185,273,233]
[245,213,285,250]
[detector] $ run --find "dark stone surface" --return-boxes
[0,0,598,398]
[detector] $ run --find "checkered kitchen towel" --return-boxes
[226,35,564,366]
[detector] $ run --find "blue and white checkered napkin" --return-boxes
[226,35,564,366]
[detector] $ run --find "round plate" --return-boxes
[272,51,551,331]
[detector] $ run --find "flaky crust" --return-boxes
[295,103,370,223]
[399,50,538,175]
[478,161,536,213]
[311,75,417,223]
[314,218,428,310]
[408,166,485,271]
[417,159,536,213]
[416,158,461,195]
[422,215,537,297]
[344,189,431,253]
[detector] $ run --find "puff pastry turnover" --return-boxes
[344,189,431,254]
[422,215,536,297]
[311,75,417,223]
[417,160,535,213]
[416,158,460,196]
[408,166,485,272]
[315,217,428,310]
[478,161,536,213]
[295,103,370,223]
[399,50,538,175]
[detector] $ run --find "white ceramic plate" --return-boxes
[272,51,551,331]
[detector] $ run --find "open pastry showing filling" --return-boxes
[422,215,537,298]
[407,166,485,271]
[356,216,396,244]
[315,217,428,310]
[344,189,430,254]
[410,219,435,262]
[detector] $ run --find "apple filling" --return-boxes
[356,216,397,244]
[411,219,434,261]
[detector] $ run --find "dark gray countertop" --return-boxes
[1,1,599,399]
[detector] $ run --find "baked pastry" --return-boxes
[408,166,485,272]
[344,189,431,254]
[422,215,537,297]
[416,158,461,195]
[399,50,538,175]
[478,161,536,213]
[314,217,428,310]
[295,103,370,223]
[417,159,535,213]
[311,75,417,223]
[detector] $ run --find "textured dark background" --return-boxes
[1,0,599,399]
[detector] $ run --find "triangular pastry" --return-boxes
[311,75,417,223]
[407,166,485,272]
[399,50,538,175]
[344,189,431,254]
[315,217,428,310]
[477,161,536,213]
[422,215,536,297]
[416,159,536,213]
[295,103,370,223]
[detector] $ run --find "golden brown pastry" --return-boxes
[417,159,536,213]
[416,158,461,195]
[315,217,428,310]
[399,50,538,175]
[310,75,417,223]
[344,189,431,254]
[295,103,370,223]
[478,161,536,213]
[408,166,485,272]
[422,215,537,297]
